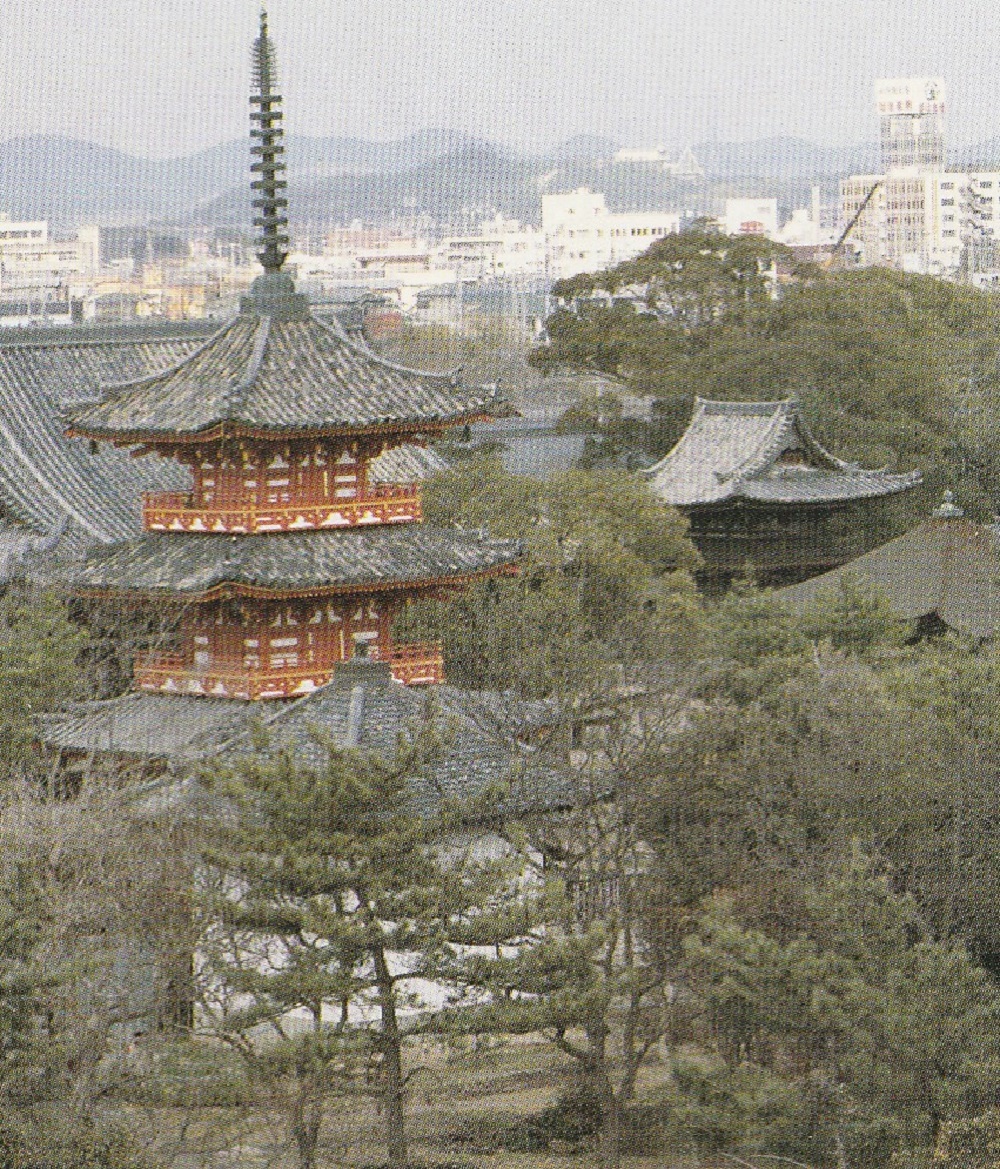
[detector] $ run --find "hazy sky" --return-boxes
[3,0,999,158]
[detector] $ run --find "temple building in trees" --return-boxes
[643,398,922,585]
[38,14,522,773]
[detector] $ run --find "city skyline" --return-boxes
[2,0,1000,160]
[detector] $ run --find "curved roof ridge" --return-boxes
[642,395,923,508]
[310,310,460,383]
[2,333,212,352]
[697,396,795,413]
[222,315,271,413]
[715,400,795,485]
[0,413,117,541]
[640,397,711,479]
[93,315,244,402]
[788,407,857,474]
[65,308,515,440]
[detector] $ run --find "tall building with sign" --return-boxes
[875,77,946,173]
[839,77,1000,276]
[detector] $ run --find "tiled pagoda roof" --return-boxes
[67,311,509,443]
[39,661,572,818]
[0,325,452,584]
[68,525,521,600]
[642,398,922,507]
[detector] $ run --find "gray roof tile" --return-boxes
[642,398,921,507]
[40,662,572,818]
[777,516,1000,638]
[0,334,204,540]
[68,313,508,441]
[68,525,522,598]
[367,443,449,484]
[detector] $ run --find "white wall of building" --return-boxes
[542,188,681,279]
[439,215,546,278]
[722,198,779,238]
[838,169,997,275]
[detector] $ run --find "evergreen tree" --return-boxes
[198,729,506,1169]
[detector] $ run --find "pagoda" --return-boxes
[63,12,520,702]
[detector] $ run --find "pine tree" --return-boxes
[198,727,507,1169]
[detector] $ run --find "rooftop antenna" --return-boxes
[250,8,289,273]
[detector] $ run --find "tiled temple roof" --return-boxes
[642,398,922,508]
[0,332,206,562]
[40,661,572,819]
[68,525,521,599]
[777,514,1000,639]
[67,312,509,443]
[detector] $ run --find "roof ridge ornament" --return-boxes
[241,9,309,320]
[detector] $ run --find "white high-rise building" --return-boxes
[541,188,681,280]
[876,77,946,173]
[838,78,1000,276]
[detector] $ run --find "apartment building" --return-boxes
[541,188,681,279]
[0,216,100,325]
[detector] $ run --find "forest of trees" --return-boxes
[7,233,1000,1168]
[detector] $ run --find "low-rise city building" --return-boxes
[0,215,100,326]
[721,197,779,238]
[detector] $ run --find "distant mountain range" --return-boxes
[2,131,999,229]
[0,130,497,225]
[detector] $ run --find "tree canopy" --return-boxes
[398,458,704,694]
[532,229,1000,520]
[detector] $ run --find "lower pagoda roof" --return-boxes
[67,525,521,600]
[643,398,922,508]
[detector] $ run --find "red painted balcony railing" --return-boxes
[132,652,331,700]
[132,640,445,699]
[141,484,421,533]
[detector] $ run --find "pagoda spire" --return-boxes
[250,8,289,273]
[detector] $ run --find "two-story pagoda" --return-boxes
[63,14,520,702]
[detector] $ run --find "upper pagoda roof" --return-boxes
[65,308,508,444]
[68,525,521,601]
[642,398,921,507]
